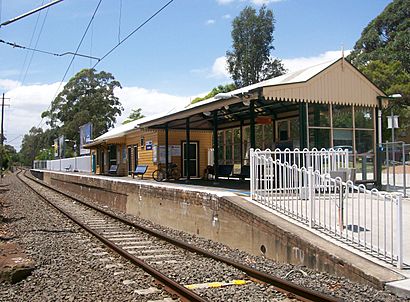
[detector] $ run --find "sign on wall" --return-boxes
[79,122,93,155]
[145,140,153,150]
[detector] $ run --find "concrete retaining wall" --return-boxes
[34,170,403,289]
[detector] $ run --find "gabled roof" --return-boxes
[85,57,387,146]
[139,57,385,128]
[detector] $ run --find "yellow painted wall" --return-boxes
[125,129,159,177]
[90,128,213,179]
[157,129,213,178]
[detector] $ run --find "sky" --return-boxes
[0,0,392,151]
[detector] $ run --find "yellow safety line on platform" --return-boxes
[185,279,249,290]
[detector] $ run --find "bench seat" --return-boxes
[132,165,148,179]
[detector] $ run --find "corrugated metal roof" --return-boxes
[86,57,385,145]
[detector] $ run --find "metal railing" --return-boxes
[382,141,409,197]
[250,148,404,268]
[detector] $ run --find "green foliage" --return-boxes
[347,0,410,140]
[35,147,54,160]
[42,68,123,145]
[226,5,285,88]
[19,127,57,166]
[0,145,18,170]
[191,84,236,104]
[122,108,145,124]
[348,0,410,73]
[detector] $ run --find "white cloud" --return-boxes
[3,81,64,150]
[205,19,216,25]
[1,80,193,151]
[250,0,284,4]
[208,49,351,79]
[211,56,230,79]
[114,87,191,124]
[216,0,235,4]
[216,0,283,5]
[0,79,21,91]
[282,50,351,72]
[222,14,231,19]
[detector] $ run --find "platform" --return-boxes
[31,169,410,297]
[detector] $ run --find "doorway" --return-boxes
[128,147,132,174]
[182,141,199,178]
[133,145,138,169]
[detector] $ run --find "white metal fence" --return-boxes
[250,148,404,268]
[33,156,91,173]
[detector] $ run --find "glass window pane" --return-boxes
[355,107,373,129]
[225,130,232,163]
[264,124,273,149]
[333,105,353,128]
[243,126,250,164]
[277,120,288,141]
[333,129,353,149]
[356,130,373,154]
[308,104,330,127]
[309,129,330,149]
[290,117,300,149]
[255,124,264,149]
[234,128,241,145]
[233,144,241,161]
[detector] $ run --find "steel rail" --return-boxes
[16,170,207,302]
[23,169,341,302]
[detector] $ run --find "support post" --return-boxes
[0,93,4,179]
[165,123,169,179]
[213,111,219,181]
[299,103,308,149]
[240,120,243,166]
[397,194,403,269]
[250,100,256,149]
[376,107,383,190]
[185,117,190,181]
[308,166,315,228]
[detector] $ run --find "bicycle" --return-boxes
[152,163,181,182]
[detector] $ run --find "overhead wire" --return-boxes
[18,0,45,84]
[36,0,103,129]
[0,0,63,28]
[22,3,50,84]
[1,39,101,61]
[93,0,175,68]
[118,0,122,43]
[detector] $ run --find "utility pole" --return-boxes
[1,93,5,179]
[0,93,10,180]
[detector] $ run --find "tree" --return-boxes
[348,0,410,73]
[191,83,236,104]
[226,5,285,88]
[122,108,145,124]
[347,0,410,139]
[42,68,123,145]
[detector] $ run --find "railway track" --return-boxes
[17,169,341,302]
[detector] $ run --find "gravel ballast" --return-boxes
[0,171,406,301]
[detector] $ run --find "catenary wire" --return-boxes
[18,0,45,84]
[1,39,101,61]
[37,0,103,129]
[22,3,50,84]
[93,0,175,68]
[0,0,63,28]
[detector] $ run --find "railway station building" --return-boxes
[86,58,388,186]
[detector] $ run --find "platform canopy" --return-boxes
[138,57,386,130]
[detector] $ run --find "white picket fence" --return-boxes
[250,148,403,268]
[33,156,92,173]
